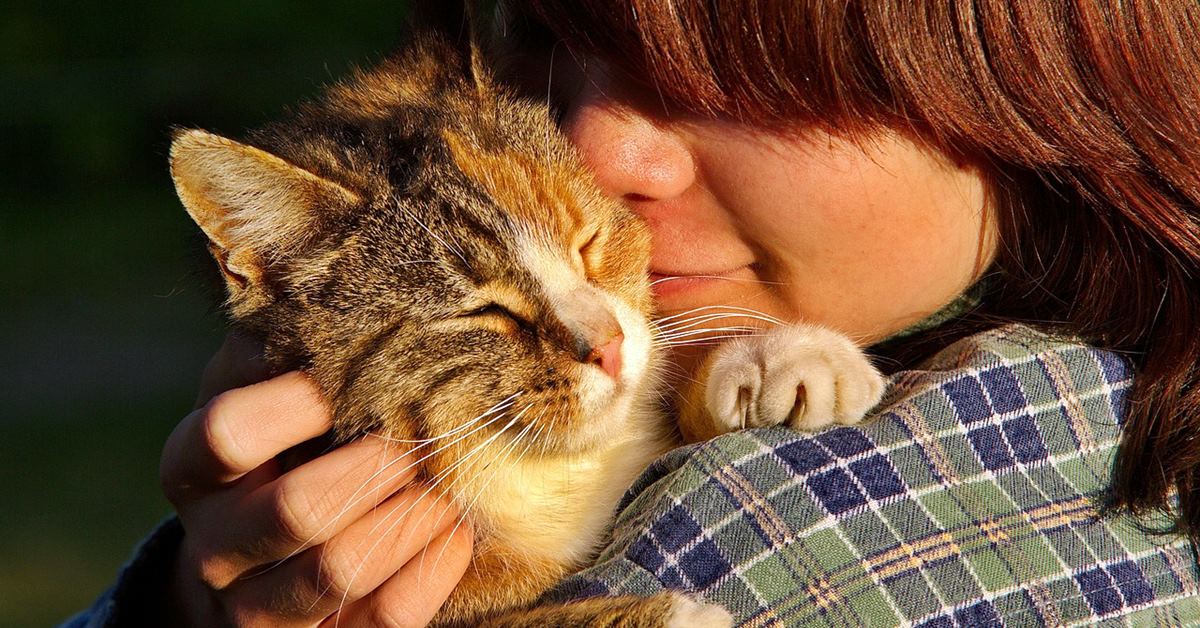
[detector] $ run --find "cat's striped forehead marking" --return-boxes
[442,129,586,241]
[440,127,641,351]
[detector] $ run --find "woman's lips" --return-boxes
[649,265,753,299]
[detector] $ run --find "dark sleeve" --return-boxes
[60,517,183,628]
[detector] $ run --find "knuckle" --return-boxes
[269,481,321,545]
[195,550,238,590]
[225,605,272,628]
[431,494,461,522]
[199,392,250,476]
[315,544,370,601]
[369,599,421,628]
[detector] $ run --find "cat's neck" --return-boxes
[464,410,671,566]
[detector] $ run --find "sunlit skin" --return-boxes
[558,61,997,377]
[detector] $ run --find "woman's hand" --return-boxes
[160,333,473,627]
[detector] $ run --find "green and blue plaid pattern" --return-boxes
[548,325,1200,626]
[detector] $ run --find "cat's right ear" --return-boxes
[169,129,361,293]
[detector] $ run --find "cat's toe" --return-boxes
[772,359,839,430]
[664,593,734,628]
[834,360,887,424]
[705,342,763,433]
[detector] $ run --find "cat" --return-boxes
[169,29,884,628]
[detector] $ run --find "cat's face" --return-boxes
[170,38,656,466]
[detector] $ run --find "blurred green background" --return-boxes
[2,3,409,625]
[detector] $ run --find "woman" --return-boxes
[70,1,1200,625]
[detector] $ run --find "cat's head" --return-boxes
[169,35,657,462]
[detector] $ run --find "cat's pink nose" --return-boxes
[587,333,624,379]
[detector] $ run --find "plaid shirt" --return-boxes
[66,325,1200,627]
[546,324,1200,626]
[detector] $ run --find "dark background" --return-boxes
[2,3,409,625]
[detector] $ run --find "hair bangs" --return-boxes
[511,0,924,132]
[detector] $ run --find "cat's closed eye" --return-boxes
[463,302,536,335]
[576,229,602,277]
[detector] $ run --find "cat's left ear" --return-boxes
[169,129,361,290]
[410,0,493,95]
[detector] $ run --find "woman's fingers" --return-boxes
[201,437,422,579]
[161,372,333,502]
[226,489,464,626]
[323,521,474,628]
[166,336,473,627]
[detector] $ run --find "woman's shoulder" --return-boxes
[889,321,1132,424]
[626,323,1133,509]
[915,322,1128,378]
[549,324,1200,626]
[904,322,1132,411]
[868,322,1134,483]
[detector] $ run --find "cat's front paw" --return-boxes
[664,592,733,628]
[705,324,885,433]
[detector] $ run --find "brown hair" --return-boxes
[498,0,1200,542]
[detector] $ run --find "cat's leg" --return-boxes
[678,324,886,442]
[479,591,732,628]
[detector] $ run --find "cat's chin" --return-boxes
[540,388,643,457]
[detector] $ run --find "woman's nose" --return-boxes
[561,81,695,202]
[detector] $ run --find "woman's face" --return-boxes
[558,62,997,359]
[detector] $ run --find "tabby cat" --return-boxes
[169,29,884,627]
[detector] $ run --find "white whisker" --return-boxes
[655,326,760,341]
[653,311,784,333]
[654,305,787,326]
[656,334,768,347]
[655,323,761,337]
[364,403,532,540]
[330,404,533,622]
[424,415,541,576]
[403,207,473,271]
[266,394,526,571]
[543,38,564,168]
[365,392,522,444]
[649,274,787,286]
[653,313,752,332]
